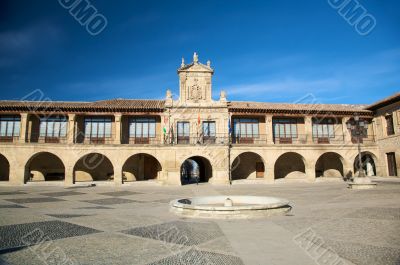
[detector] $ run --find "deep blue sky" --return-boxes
[0,0,399,104]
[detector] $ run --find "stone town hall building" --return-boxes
[0,53,399,186]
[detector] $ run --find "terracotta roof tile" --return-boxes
[228,101,372,115]
[365,92,400,110]
[0,99,165,112]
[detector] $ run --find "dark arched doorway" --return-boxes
[122,153,162,182]
[274,152,306,179]
[180,156,212,185]
[0,154,10,181]
[354,152,376,176]
[315,152,344,178]
[25,152,65,182]
[232,152,265,180]
[74,153,114,182]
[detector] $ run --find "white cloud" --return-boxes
[218,48,400,102]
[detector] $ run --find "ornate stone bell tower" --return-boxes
[177,52,214,105]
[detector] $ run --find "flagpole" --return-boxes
[228,114,232,186]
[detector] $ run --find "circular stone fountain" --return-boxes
[170,196,291,219]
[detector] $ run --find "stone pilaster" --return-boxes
[342,117,351,144]
[305,116,313,144]
[19,113,28,143]
[9,162,25,185]
[393,110,399,134]
[114,113,122,144]
[264,159,275,183]
[64,165,74,186]
[114,163,123,186]
[306,164,316,182]
[266,114,274,144]
[67,114,76,144]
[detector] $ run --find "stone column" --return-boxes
[162,114,168,144]
[371,118,378,141]
[19,113,29,143]
[264,158,275,183]
[67,114,76,144]
[342,160,353,180]
[306,162,316,182]
[114,163,123,186]
[305,116,313,144]
[9,161,25,185]
[393,111,399,134]
[114,113,122,144]
[266,114,274,144]
[342,117,351,144]
[64,165,74,186]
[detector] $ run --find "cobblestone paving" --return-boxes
[82,197,138,205]
[99,191,142,197]
[46,214,91,219]
[0,191,26,195]
[0,204,25,208]
[75,206,112,210]
[148,249,244,265]
[0,220,101,251]
[0,180,399,265]
[4,197,65,204]
[39,191,85,197]
[122,221,224,246]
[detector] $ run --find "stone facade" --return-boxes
[0,53,398,186]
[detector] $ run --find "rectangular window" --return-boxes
[387,152,398,176]
[273,118,298,139]
[203,121,216,144]
[233,118,259,138]
[177,121,190,144]
[386,114,395,136]
[312,118,335,138]
[84,117,112,138]
[203,121,216,137]
[129,118,156,138]
[0,116,21,137]
[177,122,190,137]
[39,117,67,138]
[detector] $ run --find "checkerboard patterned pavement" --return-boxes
[0,181,399,265]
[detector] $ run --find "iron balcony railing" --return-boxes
[28,133,68,144]
[312,135,345,144]
[121,135,162,145]
[82,136,114,145]
[273,135,309,144]
[0,136,19,143]
[351,135,375,144]
[231,134,268,144]
[169,134,230,145]
[9,132,377,146]
[74,134,114,144]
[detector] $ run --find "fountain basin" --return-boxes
[170,196,291,219]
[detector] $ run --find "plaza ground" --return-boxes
[0,179,399,265]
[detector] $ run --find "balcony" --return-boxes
[0,136,19,143]
[231,135,268,144]
[274,135,308,144]
[28,134,68,144]
[122,135,162,145]
[83,136,113,145]
[171,134,229,145]
[351,135,375,144]
[10,131,376,146]
[312,135,345,144]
